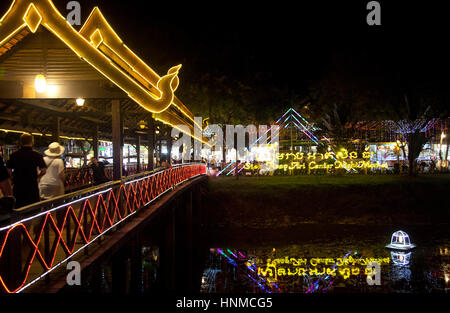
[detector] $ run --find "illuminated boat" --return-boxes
[386,230,416,250]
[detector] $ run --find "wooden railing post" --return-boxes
[112,99,123,181]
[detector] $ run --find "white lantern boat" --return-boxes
[385,230,416,250]
[390,251,411,266]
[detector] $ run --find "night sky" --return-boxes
[0,0,448,112]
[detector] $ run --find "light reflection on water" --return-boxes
[201,225,449,293]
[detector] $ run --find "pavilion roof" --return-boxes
[0,0,204,143]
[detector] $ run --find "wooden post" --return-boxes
[127,145,130,168]
[147,118,155,170]
[158,138,162,165]
[93,125,99,160]
[52,117,61,143]
[111,100,123,180]
[157,125,162,165]
[235,148,239,180]
[136,134,141,173]
[166,126,172,165]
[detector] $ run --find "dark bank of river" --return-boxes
[200,175,450,293]
[205,175,450,227]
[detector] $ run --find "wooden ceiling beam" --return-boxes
[12,99,109,124]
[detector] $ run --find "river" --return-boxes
[200,224,449,293]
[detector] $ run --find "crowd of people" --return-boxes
[0,133,67,212]
[0,133,183,212]
[0,132,114,212]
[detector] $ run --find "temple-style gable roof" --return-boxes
[0,0,203,140]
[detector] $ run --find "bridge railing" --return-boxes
[0,163,206,293]
[64,164,151,192]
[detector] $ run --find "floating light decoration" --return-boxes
[390,251,411,266]
[386,230,416,250]
[76,98,85,106]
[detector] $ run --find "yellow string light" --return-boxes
[0,0,203,139]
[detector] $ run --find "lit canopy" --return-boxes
[0,0,204,142]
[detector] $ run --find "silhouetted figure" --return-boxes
[6,133,46,208]
[39,142,66,200]
[88,157,109,185]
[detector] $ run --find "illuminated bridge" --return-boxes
[0,163,208,293]
[0,0,212,294]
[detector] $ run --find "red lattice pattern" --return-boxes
[64,165,148,192]
[0,164,206,293]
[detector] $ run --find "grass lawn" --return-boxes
[210,174,450,190]
[206,174,450,227]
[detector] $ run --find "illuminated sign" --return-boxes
[0,0,206,143]
[244,148,388,172]
[251,256,390,281]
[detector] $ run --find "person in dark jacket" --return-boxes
[6,133,47,209]
[88,157,110,185]
[0,157,12,197]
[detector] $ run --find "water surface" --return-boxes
[201,224,449,293]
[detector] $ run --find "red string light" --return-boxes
[0,164,206,293]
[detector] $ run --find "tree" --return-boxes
[308,50,391,151]
[178,72,304,162]
[308,48,450,176]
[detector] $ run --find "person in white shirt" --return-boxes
[39,142,66,200]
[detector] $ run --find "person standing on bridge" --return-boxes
[0,155,14,212]
[39,142,66,200]
[0,155,12,197]
[88,157,110,185]
[6,133,47,209]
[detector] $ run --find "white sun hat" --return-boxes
[44,142,65,157]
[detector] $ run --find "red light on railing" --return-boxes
[0,164,206,293]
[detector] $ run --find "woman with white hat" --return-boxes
[39,142,66,200]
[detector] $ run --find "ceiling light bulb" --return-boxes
[138,120,147,129]
[35,74,46,93]
[76,98,85,106]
